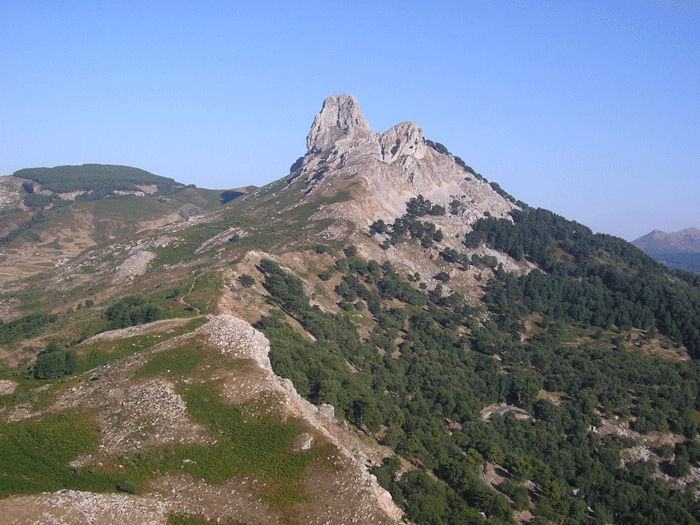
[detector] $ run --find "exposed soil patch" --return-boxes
[83,318,194,343]
[0,380,18,395]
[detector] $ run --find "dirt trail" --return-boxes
[177,277,201,315]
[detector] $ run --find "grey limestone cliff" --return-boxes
[296,94,518,229]
[306,94,373,155]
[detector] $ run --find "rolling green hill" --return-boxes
[14,164,183,196]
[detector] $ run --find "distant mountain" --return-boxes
[632,227,700,254]
[632,227,700,272]
[647,252,700,273]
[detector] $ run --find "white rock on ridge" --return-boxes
[306,94,372,155]
[197,314,405,523]
[296,94,518,229]
[377,120,429,163]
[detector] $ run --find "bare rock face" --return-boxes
[296,94,518,230]
[377,121,429,163]
[306,94,373,155]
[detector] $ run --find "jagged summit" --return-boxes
[306,94,373,154]
[296,94,516,228]
[304,94,426,163]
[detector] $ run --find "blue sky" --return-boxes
[1,1,698,240]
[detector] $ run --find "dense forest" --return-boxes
[14,164,184,198]
[253,199,700,525]
[465,208,700,359]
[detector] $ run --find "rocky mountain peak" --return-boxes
[306,94,373,154]
[295,95,517,230]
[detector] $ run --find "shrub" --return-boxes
[435,271,451,283]
[103,296,162,330]
[369,220,388,235]
[117,480,138,494]
[318,270,333,281]
[237,274,255,287]
[33,348,78,379]
[671,454,691,478]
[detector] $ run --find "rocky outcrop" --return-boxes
[296,94,518,230]
[377,121,429,163]
[199,314,405,524]
[306,94,372,155]
[114,250,156,281]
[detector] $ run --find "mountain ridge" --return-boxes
[632,227,700,254]
[1,94,699,525]
[292,94,517,230]
[0,166,255,284]
[632,227,700,273]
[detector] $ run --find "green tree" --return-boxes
[237,274,255,287]
[33,348,78,380]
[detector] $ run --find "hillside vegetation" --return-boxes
[0,165,251,283]
[249,204,700,525]
[4,189,698,524]
[1,96,699,524]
